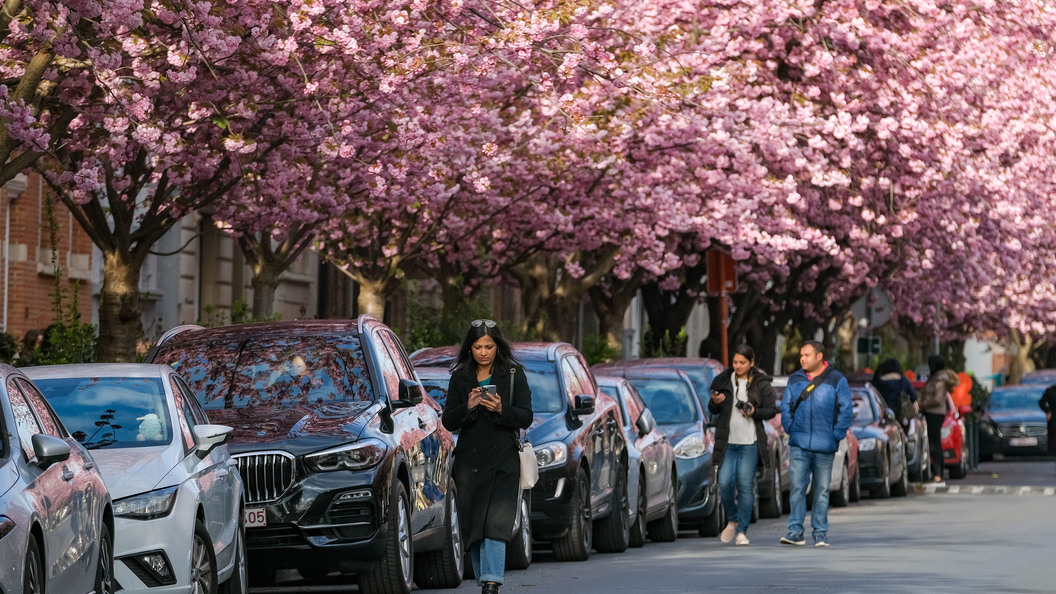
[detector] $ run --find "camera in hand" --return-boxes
[735,400,751,413]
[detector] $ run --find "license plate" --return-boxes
[1009,437,1038,447]
[244,508,267,528]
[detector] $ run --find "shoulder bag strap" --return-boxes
[790,367,833,418]
[510,367,526,449]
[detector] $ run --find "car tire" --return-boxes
[414,483,464,589]
[950,443,968,479]
[594,462,630,553]
[849,467,861,503]
[871,456,892,498]
[360,481,414,594]
[697,484,724,537]
[24,533,43,594]
[628,475,647,548]
[553,466,592,562]
[892,458,909,497]
[646,472,678,543]
[831,460,850,508]
[95,522,115,594]
[505,491,533,570]
[191,520,219,594]
[219,518,247,594]
[759,459,783,518]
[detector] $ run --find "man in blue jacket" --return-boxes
[779,340,853,547]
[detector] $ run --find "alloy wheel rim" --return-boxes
[190,534,214,594]
[398,495,412,584]
[450,493,463,566]
[27,549,42,594]
[99,533,113,594]
[520,497,532,553]
[580,475,592,550]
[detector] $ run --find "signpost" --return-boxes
[706,249,737,366]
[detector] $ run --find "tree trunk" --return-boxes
[356,276,392,320]
[97,251,144,362]
[587,270,644,360]
[251,269,279,320]
[511,250,618,343]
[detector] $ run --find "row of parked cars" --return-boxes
[0,315,996,593]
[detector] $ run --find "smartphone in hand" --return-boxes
[482,385,498,401]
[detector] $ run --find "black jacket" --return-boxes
[442,365,533,544]
[708,367,778,468]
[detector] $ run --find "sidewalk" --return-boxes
[918,458,1056,495]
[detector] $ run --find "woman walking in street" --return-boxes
[870,358,918,427]
[708,345,777,546]
[920,354,960,484]
[442,319,533,594]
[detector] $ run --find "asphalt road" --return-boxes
[252,459,1056,594]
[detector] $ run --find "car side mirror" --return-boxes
[636,408,656,436]
[571,394,595,416]
[32,434,71,467]
[393,378,424,408]
[194,424,234,453]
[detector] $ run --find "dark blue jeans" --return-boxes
[787,445,834,539]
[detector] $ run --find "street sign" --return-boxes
[856,337,881,355]
[706,249,737,296]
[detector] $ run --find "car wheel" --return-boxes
[831,459,850,508]
[646,472,678,543]
[95,522,115,594]
[892,457,909,497]
[871,456,892,499]
[849,466,861,503]
[218,518,247,594]
[698,483,724,537]
[23,533,43,594]
[360,481,414,594]
[553,466,592,561]
[505,491,533,569]
[414,482,464,589]
[594,462,630,553]
[759,460,783,518]
[950,442,968,479]
[190,520,219,594]
[628,474,647,548]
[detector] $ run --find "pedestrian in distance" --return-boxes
[441,319,533,594]
[708,345,777,547]
[870,357,919,427]
[920,354,960,484]
[779,340,853,548]
[1037,383,1056,469]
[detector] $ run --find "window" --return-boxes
[624,387,645,429]
[8,378,43,461]
[561,357,585,402]
[17,379,63,438]
[170,376,197,452]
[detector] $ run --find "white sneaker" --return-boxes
[735,533,750,546]
[720,523,737,543]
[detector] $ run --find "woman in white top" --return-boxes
[708,345,778,546]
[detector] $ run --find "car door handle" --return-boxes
[418,417,428,429]
[216,468,230,478]
[62,468,75,482]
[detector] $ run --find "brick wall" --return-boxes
[2,171,94,345]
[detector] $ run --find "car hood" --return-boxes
[985,409,1046,424]
[92,446,177,499]
[206,401,378,447]
[657,421,702,444]
[0,458,18,499]
[526,412,570,445]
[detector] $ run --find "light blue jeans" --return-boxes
[787,445,834,539]
[470,538,506,585]
[718,443,758,534]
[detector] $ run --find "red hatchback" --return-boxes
[942,394,972,479]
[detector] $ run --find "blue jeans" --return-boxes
[718,443,758,534]
[787,445,835,539]
[470,538,506,585]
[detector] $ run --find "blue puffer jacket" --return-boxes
[780,363,854,454]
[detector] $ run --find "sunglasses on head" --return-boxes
[471,319,497,328]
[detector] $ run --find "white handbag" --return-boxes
[518,439,538,489]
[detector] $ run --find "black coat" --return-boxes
[441,365,533,544]
[708,367,778,469]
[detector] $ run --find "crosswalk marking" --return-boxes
[922,484,1056,496]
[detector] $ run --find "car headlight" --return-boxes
[857,438,878,451]
[534,441,567,470]
[673,432,707,459]
[0,515,15,540]
[941,427,951,439]
[982,423,996,436]
[305,438,388,472]
[114,486,179,520]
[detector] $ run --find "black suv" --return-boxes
[148,316,460,593]
[411,342,629,561]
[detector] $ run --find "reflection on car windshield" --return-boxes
[34,377,173,449]
[418,378,449,407]
[627,378,698,424]
[852,392,876,424]
[989,390,1044,411]
[156,336,371,410]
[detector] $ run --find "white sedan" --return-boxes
[27,363,246,594]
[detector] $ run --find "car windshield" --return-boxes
[989,390,1044,411]
[626,378,698,424]
[33,377,173,449]
[852,392,876,425]
[521,359,565,414]
[155,336,371,410]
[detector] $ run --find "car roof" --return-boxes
[410,342,578,366]
[24,363,172,380]
[593,357,721,372]
[148,317,379,360]
[415,367,452,380]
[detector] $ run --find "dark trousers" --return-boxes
[924,412,945,479]
[1048,420,1056,457]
